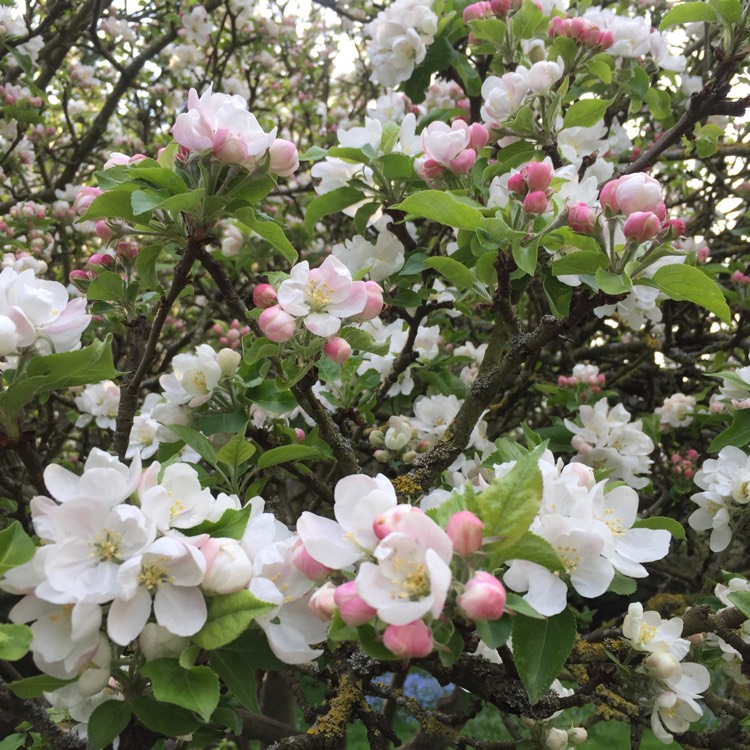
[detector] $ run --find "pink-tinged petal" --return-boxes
[296,512,361,569]
[108,588,152,645]
[425,550,451,618]
[303,313,340,337]
[334,474,396,548]
[327,281,367,318]
[154,585,207,636]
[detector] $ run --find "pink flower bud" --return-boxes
[415,157,444,181]
[686,448,699,460]
[73,187,103,215]
[599,179,620,214]
[567,202,596,234]
[468,123,490,150]
[490,0,511,14]
[253,283,278,308]
[95,220,115,242]
[446,511,484,556]
[292,540,334,582]
[523,161,553,193]
[457,571,506,620]
[355,280,384,321]
[448,148,477,174]
[463,1,491,21]
[259,304,296,342]
[597,30,614,49]
[268,138,299,177]
[115,241,139,261]
[334,581,377,626]
[87,252,114,269]
[663,218,685,238]
[623,211,662,242]
[373,505,424,540]
[507,171,527,195]
[696,246,709,263]
[201,537,254,594]
[309,582,337,621]
[323,336,352,364]
[523,190,548,215]
[295,428,306,441]
[383,620,433,659]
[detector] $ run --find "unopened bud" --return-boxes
[383,620,433,658]
[446,511,484,556]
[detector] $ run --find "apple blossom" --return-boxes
[457,571,506,620]
[259,304,296,342]
[277,255,369,336]
[334,581,378,626]
[253,283,277,308]
[383,619,433,658]
[446,511,484,556]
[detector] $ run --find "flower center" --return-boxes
[138,559,173,591]
[306,279,333,311]
[90,528,122,562]
[555,543,582,572]
[639,623,657,644]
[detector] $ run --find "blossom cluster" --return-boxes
[622,603,710,744]
[0,266,90,359]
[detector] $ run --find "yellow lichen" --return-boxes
[307,674,363,738]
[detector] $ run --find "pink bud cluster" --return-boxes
[731,270,750,286]
[670,449,699,480]
[415,121,490,182]
[599,173,685,243]
[463,0,510,22]
[211,319,251,349]
[508,161,553,215]
[549,16,614,49]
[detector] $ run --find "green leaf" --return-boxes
[216,433,256,468]
[155,188,204,213]
[393,191,484,230]
[212,628,284,673]
[257,444,326,469]
[87,271,127,302]
[728,591,750,619]
[3,335,119,418]
[541,268,572,318]
[378,153,415,181]
[587,57,613,84]
[0,624,32,661]
[453,53,482,96]
[511,0,545,38]
[476,216,525,249]
[425,256,477,290]
[358,624,401,661]
[488,531,565,572]
[338,325,391,356]
[88,700,131,750]
[651,265,731,323]
[166,423,217,466]
[236,207,298,264]
[475,616,512,649]
[135,244,162,289]
[608,572,637,595]
[243,336,279,366]
[512,608,577,703]
[645,88,673,121]
[81,188,139,223]
[709,0,742,23]
[504,593,545,620]
[131,695,201,737]
[402,35,459,104]
[595,268,632,295]
[193,590,275,650]
[709,408,750,451]
[141,659,220,722]
[513,239,538,276]
[475,445,545,548]
[300,146,328,161]
[304,187,365,234]
[0,522,35,576]
[9,674,74,698]
[0,734,26,750]
[551,250,608,276]
[468,18,506,46]
[562,98,613,129]
[131,188,167,216]
[185,506,254,541]
[425,492,467,527]
[130,164,188,194]
[659,2,718,29]
[328,609,359,642]
[210,650,260,712]
[245,380,298,413]
[632,516,686,541]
